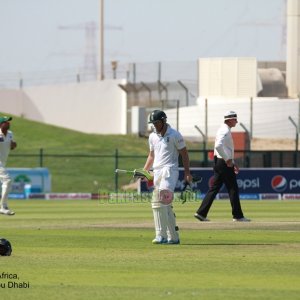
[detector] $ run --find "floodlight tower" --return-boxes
[58,21,98,78]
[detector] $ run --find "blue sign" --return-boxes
[6,168,51,195]
[140,168,300,194]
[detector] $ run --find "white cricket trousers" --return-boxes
[0,163,12,208]
[152,167,179,241]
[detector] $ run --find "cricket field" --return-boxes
[0,199,300,300]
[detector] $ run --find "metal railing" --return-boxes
[9,148,300,193]
[0,61,198,89]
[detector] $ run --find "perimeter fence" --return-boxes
[0,61,197,89]
[9,149,300,193]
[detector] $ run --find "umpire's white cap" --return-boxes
[224,111,237,120]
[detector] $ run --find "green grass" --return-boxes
[4,113,205,192]
[1,200,300,300]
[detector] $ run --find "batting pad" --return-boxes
[167,206,179,241]
[159,189,173,205]
[152,206,168,239]
[151,188,161,208]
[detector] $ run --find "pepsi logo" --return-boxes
[271,175,287,192]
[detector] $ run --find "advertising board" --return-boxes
[4,168,51,199]
[140,168,300,198]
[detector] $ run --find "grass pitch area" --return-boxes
[1,200,300,300]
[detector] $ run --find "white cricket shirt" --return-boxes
[0,129,14,166]
[214,123,234,161]
[149,124,186,170]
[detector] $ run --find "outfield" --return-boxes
[1,199,300,300]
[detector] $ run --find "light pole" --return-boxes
[195,125,207,166]
[239,122,251,150]
[99,0,104,80]
[288,116,299,152]
[111,61,118,79]
[288,115,299,167]
[194,125,207,151]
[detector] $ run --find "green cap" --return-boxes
[0,116,12,124]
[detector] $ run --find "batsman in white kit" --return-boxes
[143,110,192,244]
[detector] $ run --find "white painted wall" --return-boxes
[0,83,298,140]
[198,57,259,97]
[287,0,300,98]
[131,106,147,135]
[0,80,127,134]
[0,89,24,115]
[165,97,299,140]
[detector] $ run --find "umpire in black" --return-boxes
[194,111,250,222]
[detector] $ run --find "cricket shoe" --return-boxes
[0,207,15,216]
[167,239,180,245]
[152,237,168,244]
[194,213,210,222]
[233,217,251,222]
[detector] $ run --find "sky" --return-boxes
[0,0,285,74]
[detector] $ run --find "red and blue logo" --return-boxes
[271,175,287,192]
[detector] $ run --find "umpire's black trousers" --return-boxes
[196,156,244,219]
